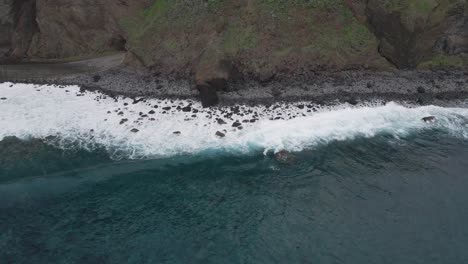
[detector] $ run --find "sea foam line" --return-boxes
[1,82,467,159]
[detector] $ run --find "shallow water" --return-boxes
[1,83,468,263]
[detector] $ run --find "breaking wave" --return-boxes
[1,82,467,159]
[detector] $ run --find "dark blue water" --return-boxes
[1,131,468,264]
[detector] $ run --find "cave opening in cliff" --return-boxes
[110,35,127,52]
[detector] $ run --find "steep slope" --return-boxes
[1,0,467,75]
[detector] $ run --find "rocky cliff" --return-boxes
[1,0,467,75]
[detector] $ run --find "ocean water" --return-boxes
[1,83,468,263]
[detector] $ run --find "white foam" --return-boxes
[1,82,467,159]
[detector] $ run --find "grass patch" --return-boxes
[418,54,467,69]
[223,25,258,54]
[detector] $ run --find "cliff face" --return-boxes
[0,0,12,57]
[2,0,148,60]
[1,0,467,75]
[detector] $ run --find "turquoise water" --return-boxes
[2,83,468,263]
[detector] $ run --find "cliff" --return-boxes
[1,0,467,77]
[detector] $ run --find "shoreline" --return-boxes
[1,65,467,107]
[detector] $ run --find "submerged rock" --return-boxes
[422,116,436,123]
[274,150,297,165]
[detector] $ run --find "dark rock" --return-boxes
[0,97,7,100]
[422,116,436,123]
[182,105,192,112]
[130,128,139,133]
[173,131,181,135]
[119,118,128,125]
[133,98,145,104]
[197,84,219,108]
[215,131,225,138]
[117,111,124,115]
[92,75,101,82]
[417,86,426,93]
[148,110,155,114]
[162,106,171,111]
[217,118,227,125]
[232,121,242,127]
[346,97,358,105]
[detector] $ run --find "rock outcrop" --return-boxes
[366,0,467,69]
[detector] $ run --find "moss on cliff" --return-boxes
[119,0,388,75]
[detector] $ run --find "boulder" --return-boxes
[196,83,219,108]
[215,131,225,138]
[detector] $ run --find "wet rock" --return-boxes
[345,96,358,106]
[232,121,242,127]
[422,116,436,123]
[215,131,225,138]
[197,83,219,108]
[182,105,192,112]
[133,98,145,104]
[217,118,227,125]
[274,150,296,165]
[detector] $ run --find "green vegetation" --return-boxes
[418,54,467,69]
[115,0,463,72]
[223,25,258,54]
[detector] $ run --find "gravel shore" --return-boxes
[1,64,467,107]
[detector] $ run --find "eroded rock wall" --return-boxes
[2,0,467,74]
[0,0,12,58]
